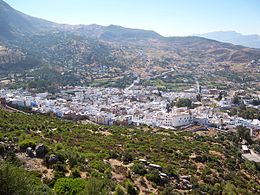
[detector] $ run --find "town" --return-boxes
[1,84,260,132]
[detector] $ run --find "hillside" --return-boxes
[0,108,259,194]
[0,0,260,91]
[0,0,62,41]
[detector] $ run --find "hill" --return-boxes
[0,108,259,194]
[0,0,260,91]
[197,31,260,49]
[0,0,62,41]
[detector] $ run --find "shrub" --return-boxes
[125,181,138,195]
[19,139,36,150]
[71,168,81,178]
[164,165,178,177]
[175,98,192,108]
[79,178,108,195]
[0,163,52,195]
[53,162,67,173]
[122,151,133,164]
[146,170,161,184]
[114,184,125,195]
[132,163,147,175]
[54,178,86,195]
[89,160,109,173]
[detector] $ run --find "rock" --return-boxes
[48,154,58,164]
[8,144,17,152]
[35,144,47,158]
[13,137,19,142]
[26,147,35,158]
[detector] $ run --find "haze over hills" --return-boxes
[0,0,260,91]
[197,31,260,49]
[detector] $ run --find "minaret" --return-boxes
[196,81,202,94]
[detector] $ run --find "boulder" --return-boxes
[48,154,58,164]
[26,147,35,158]
[35,144,47,158]
[13,137,19,142]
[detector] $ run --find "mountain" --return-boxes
[197,31,260,49]
[0,0,260,91]
[0,0,64,41]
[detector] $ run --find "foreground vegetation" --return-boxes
[0,109,259,194]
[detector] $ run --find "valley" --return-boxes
[0,0,260,194]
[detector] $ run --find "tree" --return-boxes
[132,163,147,176]
[232,96,240,105]
[166,103,172,113]
[223,182,237,195]
[252,144,260,153]
[164,165,177,177]
[236,126,252,145]
[114,184,125,195]
[71,168,81,178]
[125,181,138,195]
[122,151,133,164]
[146,170,161,184]
[216,93,222,101]
[175,98,192,108]
[196,94,202,102]
[0,163,52,195]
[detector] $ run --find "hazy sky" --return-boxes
[5,0,260,36]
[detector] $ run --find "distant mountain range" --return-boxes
[197,31,260,49]
[0,0,260,90]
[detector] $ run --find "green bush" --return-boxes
[175,98,192,108]
[114,184,125,195]
[53,162,67,173]
[125,180,138,195]
[79,178,108,195]
[146,170,161,184]
[19,139,36,150]
[132,163,147,175]
[122,151,133,164]
[71,168,81,178]
[0,163,52,195]
[89,160,109,173]
[54,178,86,195]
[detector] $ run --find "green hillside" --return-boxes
[0,109,259,194]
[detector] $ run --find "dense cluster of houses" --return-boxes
[0,86,260,132]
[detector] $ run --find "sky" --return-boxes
[4,0,260,36]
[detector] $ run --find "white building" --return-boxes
[218,97,232,108]
[156,108,193,127]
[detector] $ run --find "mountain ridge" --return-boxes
[0,0,260,91]
[197,31,260,49]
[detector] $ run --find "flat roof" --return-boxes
[242,145,249,151]
[242,153,260,163]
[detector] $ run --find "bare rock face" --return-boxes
[48,154,58,164]
[26,147,35,158]
[35,144,47,158]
